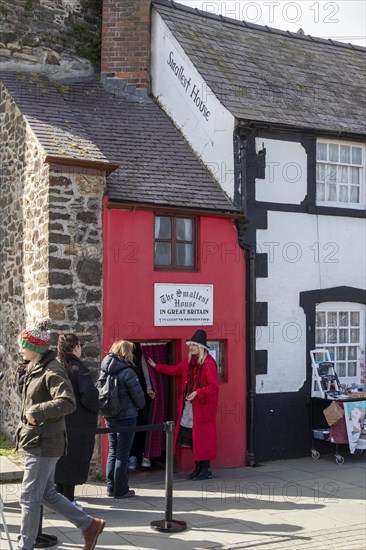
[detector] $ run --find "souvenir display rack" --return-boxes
[310,349,365,464]
[310,349,340,399]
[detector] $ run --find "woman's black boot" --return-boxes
[194,461,213,480]
[186,461,202,479]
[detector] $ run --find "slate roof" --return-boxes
[1,72,108,165]
[1,71,238,213]
[153,0,366,135]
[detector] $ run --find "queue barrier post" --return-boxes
[150,421,187,532]
[96,420,187,533]
[33,506,58,548]
[17,506,58,549]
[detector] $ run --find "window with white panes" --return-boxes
[316,140,364,208]
[315,303,365,383]
[154,215,196,271]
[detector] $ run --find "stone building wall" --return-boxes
[47,167,105,363]
[0,83,50,438]
[0,0,101,77]
[0,83,105,443]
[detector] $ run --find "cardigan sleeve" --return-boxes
[141,355,153,391]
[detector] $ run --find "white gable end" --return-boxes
[151,9,235,200]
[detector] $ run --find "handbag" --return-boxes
[323,400,344,426]
[180,400,193,428]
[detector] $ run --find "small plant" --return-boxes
[0,433,15,457]
[73,0,102,66]
[24,0,33,11]
[0,2,8,16]
[93,471,105,482]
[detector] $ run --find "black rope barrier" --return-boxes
[95,423,165,434]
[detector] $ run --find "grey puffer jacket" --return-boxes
[100,353,145,418]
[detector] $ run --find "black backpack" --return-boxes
[96,372,121,418]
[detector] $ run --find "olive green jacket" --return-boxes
[15,350,76,457]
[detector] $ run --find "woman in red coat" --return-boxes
[148,330,219,480]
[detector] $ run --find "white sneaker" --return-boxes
[141,456,151,468]
[72,499,83,511]
[128,456,138,470]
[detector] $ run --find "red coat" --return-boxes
[156,354,219,460]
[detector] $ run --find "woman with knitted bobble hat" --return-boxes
[16,318,105,550]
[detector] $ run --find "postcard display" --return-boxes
[310,349,366,464]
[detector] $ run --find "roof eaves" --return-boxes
[45,155,119,175]
[153,0,366,52]
[106,198,243,217]
[238,120,366,140]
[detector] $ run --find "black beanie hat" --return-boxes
[186,329,210,350]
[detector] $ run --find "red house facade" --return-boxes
[102,206,246,472]
[96,0,248,473]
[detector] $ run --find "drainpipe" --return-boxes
[236,228,257,467]
[234,128,257,467]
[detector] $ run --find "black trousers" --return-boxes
[55,483,75,502]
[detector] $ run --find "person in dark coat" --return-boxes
[148,329,219,480]
[55,333,99,507]
[100,340,145,498]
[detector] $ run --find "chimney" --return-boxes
[101,0,151,94]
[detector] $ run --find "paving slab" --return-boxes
[0,455,23,482]
[1,455,365,550]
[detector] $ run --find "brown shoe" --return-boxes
[83,517,105,550]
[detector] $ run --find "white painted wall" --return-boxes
[254,137,366,393]
[255,138,308,204]
[256,210,366,393]
[151,9,236,200]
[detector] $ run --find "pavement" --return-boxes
[1,452,365,550]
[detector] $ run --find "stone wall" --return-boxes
[0,0,101,78]
[47,167,105,363]
[0,83,105,444]
[0,83,50,438]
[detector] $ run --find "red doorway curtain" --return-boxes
[141,344,169,458]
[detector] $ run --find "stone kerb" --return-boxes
[48,169,105,367]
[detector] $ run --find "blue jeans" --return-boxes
[18,455,92,550]
[106,417,136,497]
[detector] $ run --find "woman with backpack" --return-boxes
[100,340,145,498]
[55,334,99,507]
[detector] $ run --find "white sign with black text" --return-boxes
[154,283,213,326]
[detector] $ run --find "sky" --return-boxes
[178,1,366,46]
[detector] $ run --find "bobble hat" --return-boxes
[18,318,51,354]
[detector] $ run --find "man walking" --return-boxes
[16,318,105,550]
